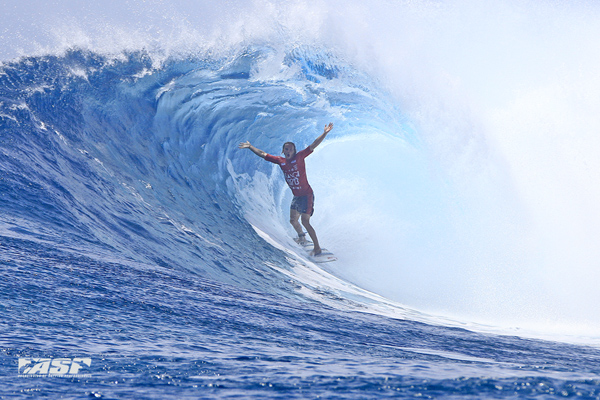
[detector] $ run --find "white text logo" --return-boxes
[18,358,92,377]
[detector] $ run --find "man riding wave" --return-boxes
[239,123,333,255]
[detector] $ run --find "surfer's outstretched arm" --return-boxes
[238,141,267,159]
[309,122,333,151]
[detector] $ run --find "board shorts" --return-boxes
[291,193,314,216]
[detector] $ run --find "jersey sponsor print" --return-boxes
[265,147,313,196]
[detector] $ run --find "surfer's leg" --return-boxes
[289,208,305,239]
[301,213,321,255]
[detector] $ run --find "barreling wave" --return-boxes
[0,46,415,302]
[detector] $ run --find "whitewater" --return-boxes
[2,0,600,398]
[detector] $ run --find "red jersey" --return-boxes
[265,147,314,196]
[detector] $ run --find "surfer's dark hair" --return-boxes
[282,142,296,154]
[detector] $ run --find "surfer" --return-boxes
[238,123,333,256]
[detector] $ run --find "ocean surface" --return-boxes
[2,1,600,398]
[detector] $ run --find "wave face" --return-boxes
[0,46,413,293]
[0,50,288,292]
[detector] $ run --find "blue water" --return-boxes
[2,6,600,398]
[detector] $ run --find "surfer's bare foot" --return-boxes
[311,247,322,256]
[294,233,308,245]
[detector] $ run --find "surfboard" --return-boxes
[307,249,337,263]
[294,237,337,263]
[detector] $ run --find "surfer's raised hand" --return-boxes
[309,122,334,151]
[239,141,267,158]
